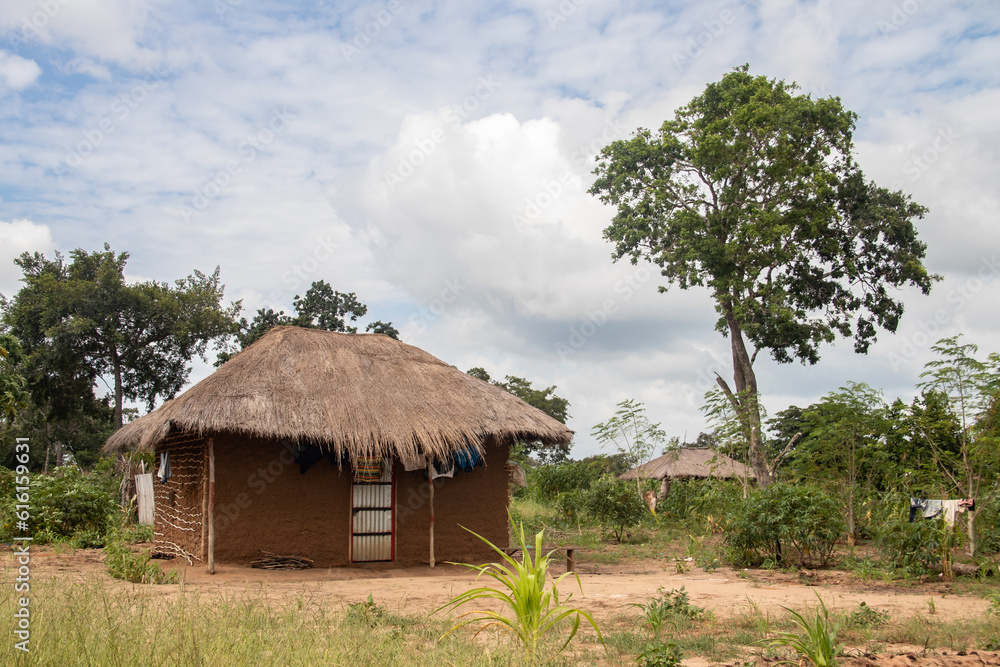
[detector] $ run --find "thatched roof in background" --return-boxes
[104,326,573,461]
[619,448,751,481]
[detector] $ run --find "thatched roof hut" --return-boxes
[619,448,751,482]
[105,326,572,569]
[105,325,571,459]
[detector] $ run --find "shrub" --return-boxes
[627,586,706,637]
[0,465,116,542]
[635,639,684,667]
[724,484,844,568]
[582,474,646,542]
[872,513,938,574]
[103,535,175,584]
[344,594,387,627]
[529,454,632,502]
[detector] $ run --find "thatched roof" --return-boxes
[619,448,751,481]
[104,326,573,461]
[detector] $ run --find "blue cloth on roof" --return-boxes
[453,447,483,473]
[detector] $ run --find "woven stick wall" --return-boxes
[153,432,206,564]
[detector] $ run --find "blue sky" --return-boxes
[0,0,998,457]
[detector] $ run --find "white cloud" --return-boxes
[0,1,996,456]
[0,50,40,90]
[0,219,54,298]
[0,0,153,65]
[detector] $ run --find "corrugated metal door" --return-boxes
[351,460,394,562]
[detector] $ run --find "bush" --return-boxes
[104,528,176,584]
[582,474,646,542]
[724,484,844,568]
[529,454,632,503]
[657,477,744,529]
[872,513,939,574]
[0,465,117,542]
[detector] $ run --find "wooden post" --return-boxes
[207,437,216,575]
[427,460,435,568]
[200,444,208,561]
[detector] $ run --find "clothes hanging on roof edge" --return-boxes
[453,446,483,473]
[430,458,455,480]
[400,450,426,472]
[354,456,382,483]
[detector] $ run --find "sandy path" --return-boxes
[16,547,989,621]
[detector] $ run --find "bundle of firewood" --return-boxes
[250,551,314,570]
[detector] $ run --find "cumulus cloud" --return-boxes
[0,219,54,298]
[0,1,995,455]
[0,50,40,90]
[0,0,153,65]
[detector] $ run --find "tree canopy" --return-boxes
[0,331,28,421]
[2,245,239,430]
[466,367,571,462]
[590,65,936,486]
[217,280,399,365]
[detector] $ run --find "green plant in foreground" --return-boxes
[763,594,842,666]
[846,601,890,629]
[626,589,679,638]
[345,593,387,627]
[436,520,604,665]
[102,516,175,585]
[635,639,684,667]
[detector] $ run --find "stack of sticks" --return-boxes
[250,550,314,570]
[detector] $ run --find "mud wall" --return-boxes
[152,436,206,562]
[394,436,511,566]
[210,433,353,567]
[168,432,511,568]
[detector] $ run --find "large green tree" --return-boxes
[0,331,28,421]
[3,245,239,430]
[589,66,936,487]
[217,280,399,365]
[466,367,571,462]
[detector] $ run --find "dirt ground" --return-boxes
[12,546,1000,666]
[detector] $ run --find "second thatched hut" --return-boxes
[619,447,752,499]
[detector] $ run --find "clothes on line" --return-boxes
[909,497,975,526]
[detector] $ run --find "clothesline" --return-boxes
[908,497,975,525]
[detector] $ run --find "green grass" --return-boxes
[0,579,534,667]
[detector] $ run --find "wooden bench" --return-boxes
[501,545,582,573]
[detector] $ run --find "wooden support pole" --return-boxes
[427,460,435,568]
[207,437,216,575]
[200,444,208,561]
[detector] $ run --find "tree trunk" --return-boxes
[967,508,976,556]
[721,303,772,488]
[112,351,124,431]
